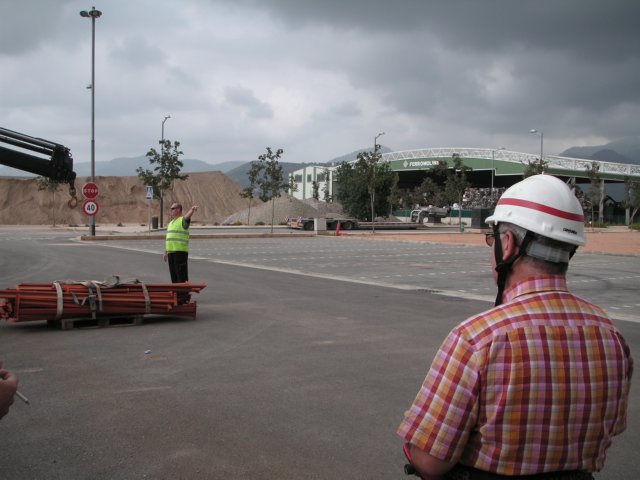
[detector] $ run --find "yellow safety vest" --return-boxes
[165,216,189,252]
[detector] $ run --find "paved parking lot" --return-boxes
[97,234,640,323]
[0,228,638,479]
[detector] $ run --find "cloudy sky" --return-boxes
[1,0,639,168]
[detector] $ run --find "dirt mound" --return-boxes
[0,172,257,226]
[224,196,345,225]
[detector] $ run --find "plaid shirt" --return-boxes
[398,275,633,475]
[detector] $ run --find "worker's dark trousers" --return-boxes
[168,251,189,283]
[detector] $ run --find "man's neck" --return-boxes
[503,259,553,291]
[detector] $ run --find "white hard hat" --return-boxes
[485,174,586,246]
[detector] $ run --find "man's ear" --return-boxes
[501,230,519,260]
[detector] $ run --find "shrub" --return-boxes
[255,221,265,226]
[232,220,243,226]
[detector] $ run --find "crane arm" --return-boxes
[0,127,77,207]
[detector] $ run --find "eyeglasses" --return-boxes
[485,232,502,247]
[170,206,179,210]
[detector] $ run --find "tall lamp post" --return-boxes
[371,132,385,235]
[529,129,544,164]
[159,115,171,228]
[162,115,171,146]
[80,6,102,237]
[374,131,385,153]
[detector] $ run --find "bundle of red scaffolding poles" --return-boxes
[0,278,206,323]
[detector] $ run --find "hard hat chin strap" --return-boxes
[493,225,534,306]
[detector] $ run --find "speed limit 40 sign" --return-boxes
[82,199,99,216]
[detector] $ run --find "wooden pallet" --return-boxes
[48,315,145,330]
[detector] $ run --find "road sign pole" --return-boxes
[145,185,153,234]
[82,183,100,232]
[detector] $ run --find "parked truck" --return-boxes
[286,216,357,231]
[410,206,450,224]
[287,215,425,231]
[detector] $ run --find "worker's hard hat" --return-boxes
[486,174,586,246]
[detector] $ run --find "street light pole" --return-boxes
[159,115,171,228]
[374,131,385,154]
[530,129,544,164]
[371,132,385,235]
[162,115,171,147]
[80,6,102,237]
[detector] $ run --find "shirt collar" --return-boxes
[503,275,568,303]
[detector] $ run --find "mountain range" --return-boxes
[2,138,638,188]
[0,146,392,188]
[559,136,640,164]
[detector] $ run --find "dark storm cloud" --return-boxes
[226,0,639,60]
[2,0,638,167]
[224,0,640,138]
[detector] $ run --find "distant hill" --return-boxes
[0,155,245,178]
[560,136,640,164]
[225,162,314,188]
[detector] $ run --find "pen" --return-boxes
[15,390,30,405]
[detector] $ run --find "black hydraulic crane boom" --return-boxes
[0,127,78,207]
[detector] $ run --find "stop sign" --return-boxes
[82,182,99,199]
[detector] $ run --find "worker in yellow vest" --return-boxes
[164,203,198,283]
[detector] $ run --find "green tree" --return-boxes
[37,176,62,226]
[136,139,188,228]
[334,153,396,222]
[288,175,299,199]
[311,180,320,200]
[417,177,446,207]
[240,161,262,225]
[522,156,548,178]
[442,154,472,230]
[442,154,471,206]
[322,168,332,202]
[254,147,288,234]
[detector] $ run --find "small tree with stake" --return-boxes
[136,139,188,228]
[240,161,262,226]
[322,167,332,202]
[623,176,640,227]
[585,161,604,224]
[253,147,288,234]
[442,153,472,231]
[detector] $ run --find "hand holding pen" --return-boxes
[0,361,19,419]
[0,361,29,420]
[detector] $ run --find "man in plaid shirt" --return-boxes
[398,175,633,480]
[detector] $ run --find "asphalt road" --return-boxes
[0,229,638,479]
